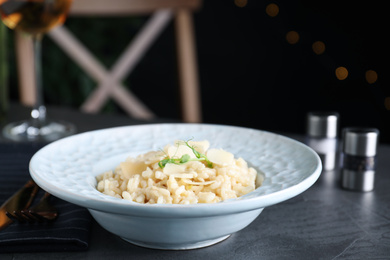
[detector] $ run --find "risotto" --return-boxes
[96,140,259,204]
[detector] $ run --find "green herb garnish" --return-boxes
[158,140,213,169]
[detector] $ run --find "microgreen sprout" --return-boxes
[158,140,213,169]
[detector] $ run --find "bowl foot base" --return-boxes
[122,235,231,250]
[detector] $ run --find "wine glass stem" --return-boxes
[31,34,46,124]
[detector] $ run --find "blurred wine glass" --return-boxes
[0,0,75,141]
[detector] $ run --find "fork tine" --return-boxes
[28,192,58,221]
[5,211,20,222]
[27,209,57,222]
[21,209,45,223]
[6,211,28,223]
[5,191,59,224]
[14,211,31,223]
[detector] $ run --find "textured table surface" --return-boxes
[1,104,390,259]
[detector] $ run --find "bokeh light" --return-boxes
[286,31,300,44]
[335,67,348,80]
[385,97,390,110]
[234,0,247,8]
[312,41,326,55]
[365,70,378,84]
[266,3,279,17]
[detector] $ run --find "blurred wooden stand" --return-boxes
[15,0,202,122]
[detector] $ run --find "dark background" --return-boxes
[6,0,390,143]
[192,0,388,142]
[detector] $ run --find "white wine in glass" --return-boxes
[0,0,76,142]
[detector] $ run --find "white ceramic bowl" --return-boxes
[29,124,321,250]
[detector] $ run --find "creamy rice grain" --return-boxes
[96,140,259,204]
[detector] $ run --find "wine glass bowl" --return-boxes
[0,0,72,35]
[0,0,75,142]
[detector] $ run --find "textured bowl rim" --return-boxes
[29,123,322,217]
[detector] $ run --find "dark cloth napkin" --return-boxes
[0,143,92,253]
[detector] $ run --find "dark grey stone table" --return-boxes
[2,103,390,259]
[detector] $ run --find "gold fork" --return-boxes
[6,192,58,223]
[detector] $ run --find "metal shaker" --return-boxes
[341,127,379,192]
[306,112,339,171]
